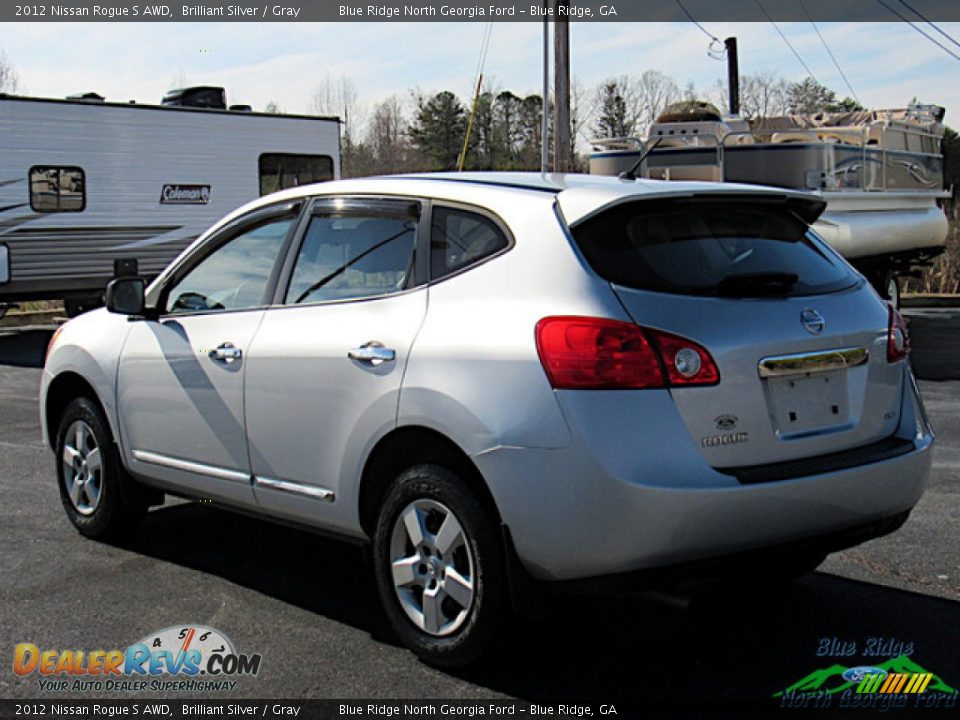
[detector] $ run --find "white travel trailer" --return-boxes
[0,88,340,315]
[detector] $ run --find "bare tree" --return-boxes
[715,71,791,119]
[367,95,410,174]
[169,69,189,90]
[634,70,680,132]
[1,51,20,93]
[311,75,365,148]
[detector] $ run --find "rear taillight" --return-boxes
[648,327,721,386]
[535,316,719,390]
[887,305,910,363]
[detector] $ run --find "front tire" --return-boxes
[373,464,506,668]
[56,397,147,539]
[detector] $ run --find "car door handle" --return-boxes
[348,342,396,363]
[209,342,243,363]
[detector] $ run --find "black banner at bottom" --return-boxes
[0,698,789,720]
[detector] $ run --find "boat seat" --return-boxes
[771,131,819,143]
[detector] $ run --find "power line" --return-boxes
[471,22,493,95]
[875,0,960,63]
[674,0,719,43]
[754,0,820,83]
[896,0,960,50]
[798,0,860,104]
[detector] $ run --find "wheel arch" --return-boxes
[358,425,502,539]
[45,371,114,449]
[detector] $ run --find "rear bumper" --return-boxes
[554,510,911,593]
[474,366,933,582]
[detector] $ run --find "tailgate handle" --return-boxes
[758,346,868,378]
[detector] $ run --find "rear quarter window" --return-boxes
[571,198,859,298]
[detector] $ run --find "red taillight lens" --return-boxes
[535,316,719,390]
[887,305,910,363]
[647,328,721,386]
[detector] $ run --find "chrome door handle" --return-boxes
[348,342,396,363]
[209,342,242,363]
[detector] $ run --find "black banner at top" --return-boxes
[4,0,960,22]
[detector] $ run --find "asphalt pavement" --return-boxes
[0,313,958,712]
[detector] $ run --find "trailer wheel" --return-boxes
[64,297,103,318]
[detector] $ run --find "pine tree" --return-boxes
[409,91,467,171]
[592,81,632,139]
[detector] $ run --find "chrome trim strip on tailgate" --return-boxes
[254,475,335,502]
[131,450,249,483]
[758,346,869,378]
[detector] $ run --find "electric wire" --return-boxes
[471,22,494,97]
[896,0,960,50]
[674,0,727,59]
[755,0,821,83]
[675,0,719,43]
[798,0,860,104]
[875,0,960,63]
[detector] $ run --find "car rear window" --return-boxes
[570,198,859,298]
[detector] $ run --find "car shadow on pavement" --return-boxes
[908,311,960,381]
[119,501,960,713]
[0,328,54,368]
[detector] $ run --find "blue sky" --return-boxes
[2,21,958,135]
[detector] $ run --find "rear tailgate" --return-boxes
[610,284,901,467]
[563,190,906,469]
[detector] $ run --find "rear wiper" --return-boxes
[716,272,798,297]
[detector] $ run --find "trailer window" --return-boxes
[30,167,85,213]
[259,154,334,196]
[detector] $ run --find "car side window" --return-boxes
[164,216,294,314]
[285,212,417,305]
[430,206,509,281]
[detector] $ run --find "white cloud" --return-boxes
[2,21,958,125]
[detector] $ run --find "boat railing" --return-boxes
[593,121,943,193]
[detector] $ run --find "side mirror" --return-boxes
[105,277,146,315]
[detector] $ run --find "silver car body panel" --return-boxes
[245,289,428,536]
[117,309,267,506]
[40,172,934,583]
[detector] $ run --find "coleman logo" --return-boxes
[160,184,211,205]
[701,432,749,448]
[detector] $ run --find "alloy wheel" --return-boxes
[389,499,476,636]
[61,420,103,516]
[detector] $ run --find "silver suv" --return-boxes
[41,173,933,666]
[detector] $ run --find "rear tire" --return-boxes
[55,397,147,540]
[373,464,506,668]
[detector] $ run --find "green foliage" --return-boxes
[787,77,837,114]
[593,81,632,139]
[826,97,865,113]
[409,91,467,171]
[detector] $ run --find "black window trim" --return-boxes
[426,200,515,286]
[271,194,429,309]
[258,152,335,197]
[29,165,86,214]
[152,200,305,318]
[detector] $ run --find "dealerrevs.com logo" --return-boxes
[13,625,261,692]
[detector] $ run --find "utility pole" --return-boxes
[541,8,550,173]
[725,37,740,116]
[553,2,571,172]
